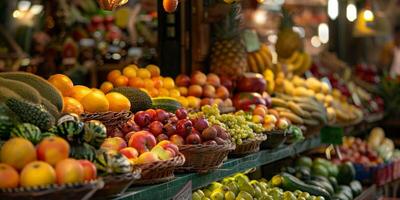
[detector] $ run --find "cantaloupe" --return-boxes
[0,78,41,104]
[0,72,63,111]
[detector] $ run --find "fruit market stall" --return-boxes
[0,0,400,200]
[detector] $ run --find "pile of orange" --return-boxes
[48,74,131,114]
[101,64,181,98]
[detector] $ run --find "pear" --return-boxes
[268,189,283,200]
[235,176,255,196]
[203,189,212,198]
[225,191,236,200]
[233,173,250,183]
[236,191,253,200]
[210,188,224,200]
[208,182,223,191]
[258,182,269,192]
[283,191,297,200]
[193,191,202,200]
[226,181,240,195]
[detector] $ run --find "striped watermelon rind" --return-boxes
[10,123,42,144]
[51,120,84,142]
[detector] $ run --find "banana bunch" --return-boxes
[247,44,273,73]
[274,75,364,126]
[271,94,328,127]
[280,51,312,75]
[263,69,275,94]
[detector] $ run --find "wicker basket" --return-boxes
[132,153,185,185]
[0,179,103,200]
[177,143,236,173]
[230,134,267,156]
[91,167,141,199]
[261,130,287,149]
[81,111,133,130]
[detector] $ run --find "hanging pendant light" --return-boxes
[98,0,128,10]
[163,0,179,13]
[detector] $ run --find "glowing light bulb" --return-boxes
[311,36,321,48]
[328,0,339,20]
[346,3,357,22]
[363,9,374,22]
[254,10,267,25]
[318,23,329,44]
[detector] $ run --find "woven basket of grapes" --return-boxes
[230,134,267,156]
[176,142,235,173]
[132,153,185,185]
[0,179,103,200]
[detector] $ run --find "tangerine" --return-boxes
[163,77,175,89]
[137,68,151,79]
[48,74,74,96]
[68,85,91,101]
[80,91,109,113]
[62,97,84,115]
[146,64,160,77]
[100,81,114,93]
[114,75,129,87]
[122,66,137,78]
[128,77,144,88]
[107,70,122,83]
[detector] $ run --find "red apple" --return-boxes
[186,133,202,144]
[37,136,70,166]
[191,71,207,86]
[145,109,157,121]
[101,137,127,151]
[276,118,290,129]
[203,85,216,98]
[188,85,203,97]
[170,134,185,145]
[55,159,84,184]
[163,123,177,137]
[156,133,169,142]
[119,147,139,159]
[134,111,151,127]
[157,140,179,155]
[201,126,218,140]
[175,74,191,87]
[134,152,160,165]
[206,73,221,87]
[155,109,169,124]
[176,119,193,138]
[128,131,157,154]
[175,108,188,120]
[193,118,209,132]
[78,160,97,181]
[149,121,164,137]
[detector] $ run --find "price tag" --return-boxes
[243,29,260,53]
[173,181,192,200]
[320,126,343,145]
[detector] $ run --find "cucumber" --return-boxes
[280,173,331,200]
[307,179,334,195]
[337,185,353,200]
[349,180,362,197]
[152,97,182,113]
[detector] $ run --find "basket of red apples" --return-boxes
[81,111,133,131]
[107,108,189,185]
[174,110,235,173]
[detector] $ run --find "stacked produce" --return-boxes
[0,136,97,189]
[274,75,363,126]
[175,71,233,109]
[232,73,270,111]
[279,51,312,75]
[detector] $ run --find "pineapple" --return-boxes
[210,2,247,78]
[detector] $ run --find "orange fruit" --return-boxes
[20,161,56,187]
[91,88,105,95]
[128,77,144,88]
[137,68,151,79]
[63,97,84,115]
[152,77,164,88]
[143,79,155,89]
[169,89,181,98]
[0,138,37,170]
[48,74,74,96]
[126,64,139,70]
[122,66,137,78]
[100,81,114,93]
[106,92,131,112]
[178,87,188,96]
[176,96,189,108]
[114,75,129,87]
[146,64,160,77]
[147,88,159,97]
[187,96,201,108]
[0,163,19,188]
[68,85,91,101]
[158,88,170,97]
[107,70,122,83]
[80,91,109,113]
[163,77,175,89]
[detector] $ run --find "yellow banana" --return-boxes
[291,52,305,72]
[253,52,265,73]
[285,51,301,64]
[260,44,272,62]
[259,50,273,70]
[294,53,312,75]
[247,53,258,73]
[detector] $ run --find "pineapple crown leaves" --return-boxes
[279,7,295,30]
[212,2,243,40]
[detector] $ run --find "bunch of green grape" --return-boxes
[192,105,265,145]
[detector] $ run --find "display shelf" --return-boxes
[114,136,322,200]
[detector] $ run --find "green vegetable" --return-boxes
[336,162,355,185]
[279,173,331,200]
[111,87,152,112]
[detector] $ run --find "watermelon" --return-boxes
[51,120,84,142]
[83,120,107,148]
[10,123,42,144]
[70,143,96,162]
[95,149,133,175]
